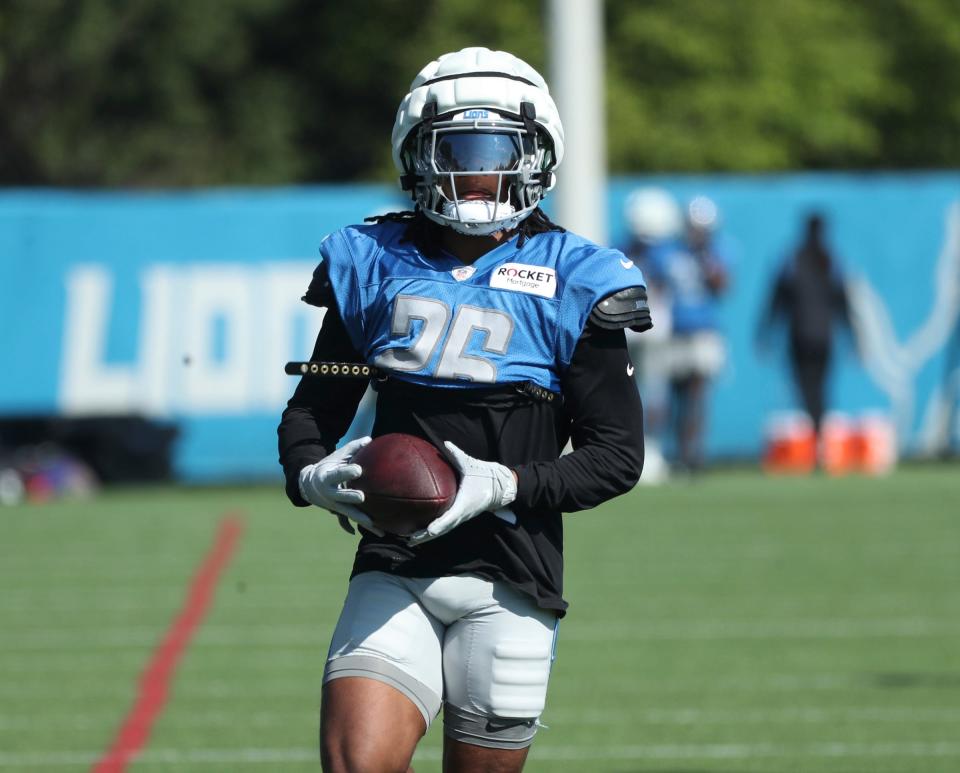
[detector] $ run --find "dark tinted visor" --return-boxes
[433,131,531,173]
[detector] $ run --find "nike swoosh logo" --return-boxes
[486,718,535,733]
[620,258,634,269]
[627,363,635,377]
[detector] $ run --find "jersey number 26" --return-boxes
[374,294,514,383]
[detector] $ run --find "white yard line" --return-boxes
[0,657,312,675]
[1,587,945,614]
[544,705,960,725]
[1,617,957,651]
[2,741,960,767]
[0,598,334,614]
[0,626,326,651]
[0,582,327,601]
[0,671,917,699]
[2,540,955,566]
[3,706,959,732]
[0,683,315,700]
[559,617,960,641]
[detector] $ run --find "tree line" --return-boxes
[1,0,957,187]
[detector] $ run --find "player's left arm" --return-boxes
[511,300,647,513]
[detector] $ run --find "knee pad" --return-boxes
[443,639,552,749]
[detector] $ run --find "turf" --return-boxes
[1,466,958,771]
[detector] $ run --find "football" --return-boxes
[352,434,458,535]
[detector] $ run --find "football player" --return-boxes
[278,47,651,773]
[644,196,731,474]
[620,187,683,484]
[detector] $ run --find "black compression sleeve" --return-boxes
[512,323,645,512]
[277,303,368,506]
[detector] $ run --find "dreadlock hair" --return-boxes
[517,208,565,247]
[364,206,565,254]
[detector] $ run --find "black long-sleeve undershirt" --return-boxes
[278,305,367,506]
[278,303,644,512]
[277,301,645,613]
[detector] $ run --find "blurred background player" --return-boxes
[757,212,855,438]
[620,187,683,483]
[645,195,731,474]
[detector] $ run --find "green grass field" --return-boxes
[2,466,959,772]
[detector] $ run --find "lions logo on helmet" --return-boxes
[392,47,565,236]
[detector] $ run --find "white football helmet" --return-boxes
[392,47,564,236]
[624,187,682,245]
[686,195,720,231]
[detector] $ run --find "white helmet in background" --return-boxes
[685,195,721,249]
[624,187,682,245]
[392,47,564,236]
[686,195,720,232]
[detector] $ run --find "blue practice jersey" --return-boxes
[320,220,646,392]
[647,238,732,334]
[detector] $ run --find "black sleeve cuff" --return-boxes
[286,470,310,507]
[280,440,330,507]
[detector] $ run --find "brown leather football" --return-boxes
[352,434,458,535]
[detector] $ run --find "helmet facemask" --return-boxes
[401,107,555,236]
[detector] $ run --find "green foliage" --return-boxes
[0,0,303,185]
[0,0,957,186]
[867,0,960,166]
[227,0,546,183]
[606,0,897,170]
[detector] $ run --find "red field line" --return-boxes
[93,514,245,773]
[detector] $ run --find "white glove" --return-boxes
[298,437,383,536]
[408,441,518,546]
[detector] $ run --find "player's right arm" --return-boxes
[277,264,369,507]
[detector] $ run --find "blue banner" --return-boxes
[1,174,958,480]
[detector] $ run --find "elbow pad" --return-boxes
[589,286,653,332]
[302,262,335,308]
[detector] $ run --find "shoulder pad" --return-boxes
[301,262,335,308]
[589,286,653,332]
